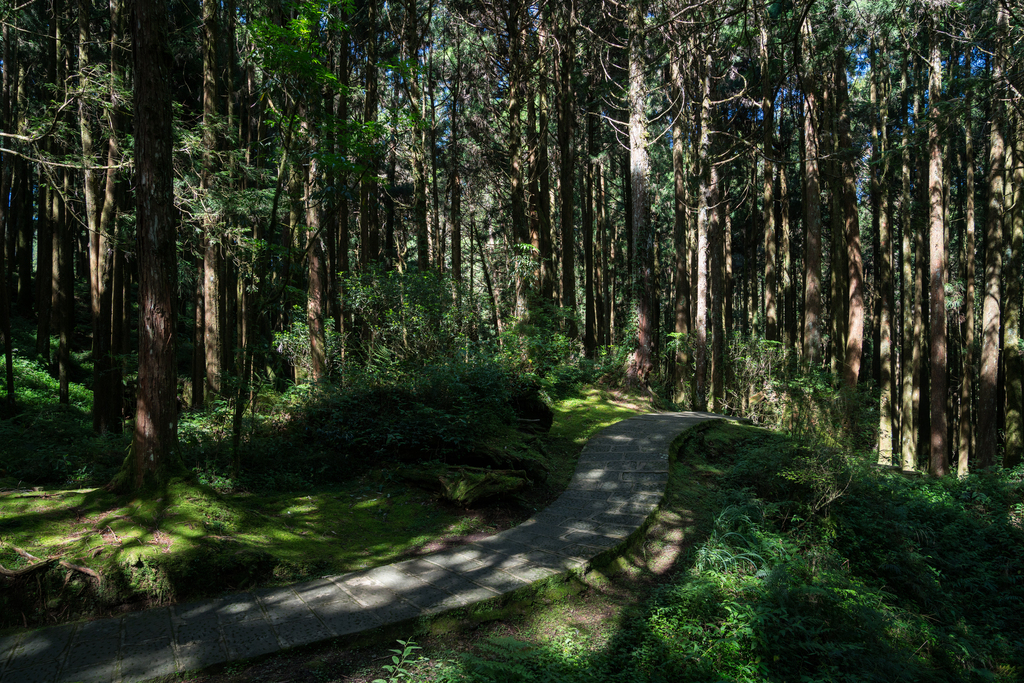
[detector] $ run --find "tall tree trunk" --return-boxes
[528,78,541,290]
[978,5,1006,469]
[800,18,823,369]
[670,53,690,402]
[114,0,183,491]
[837,49,864,389]
[693,52,712,410]
[507,0,529,321]
[959,86,976,475]
[596,165,608,346]
[927,29,948,475]
[202,0,222,400]
[50,0,72,405]
[626,0,653,386]
[57,163,72,406]
[450,43,463,285]
[428,50,442,271]
[80,0,123,433]
[333,13,350,334]
[474,217,502,336]
[912,64,927,470]
[873,39,894,463]
[0,22,12,411]
[780,146,795,351]
[711,167,725,413]
[360,0,380,267]
[1004,100,1024,468]
[404,0,429,272]
[555,2,576,337]
[760,8,777,342]
[899,48,917,471]
[35,176,53,359]
[306,152,327,381]
[537,31,554,303]
[14,64,32,322]
[584,102,597,358]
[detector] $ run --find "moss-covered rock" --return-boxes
[439,468,530,506]
[400,464,531,506]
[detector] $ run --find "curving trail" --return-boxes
[0,411,720,683]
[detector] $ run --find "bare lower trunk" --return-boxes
[927,32,947,475]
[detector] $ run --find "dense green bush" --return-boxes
[290,357,518,466]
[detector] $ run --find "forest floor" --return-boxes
[164,409,718,683]
[0,386,653,631]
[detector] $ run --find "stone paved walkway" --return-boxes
[0,411,718,683]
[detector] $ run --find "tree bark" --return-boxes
[584,100,597,359]
[626,0,653,386]
[899,48,917,471]
[670,53,690,403]
[977,4,1006,469]
[0,21,12,412]
[360,0,380,267]
[711,166,725,413]
[537,29,554,303]
[113,0,184,492]
[450,43,463,285]
[836,49,864,389]
[873,39,894,464]
[306,152,327,381]
[800,18,823,370]
[80,0,123,433]
[760,7,777,342]
[507,0,529,321]
[1003,98,1024,468]
[693,52,712,410]
[927,30,948,476]
[555,1,576,337]
[958,86,976,476]
[404,0,429,272]
[202,0,222,400]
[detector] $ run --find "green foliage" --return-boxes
[342,268,479,371]
[0,319,128,487]
[309,361,512,456]
[446,422,1024,683]
[720,336,795,426]
[275,309,347,379]
[373,640,424,683]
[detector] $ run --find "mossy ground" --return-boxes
[0,387,651,632]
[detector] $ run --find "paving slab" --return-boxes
[58,634,121,683]
[311,594,380,636]
[119,636,176,682]
[0,634,21,674]
[2,624,74,683]
[222,619,279,661]
[2,411,719,682]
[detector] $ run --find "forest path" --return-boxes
[0,411,720,683]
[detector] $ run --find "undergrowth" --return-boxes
[433,422,1024,683]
